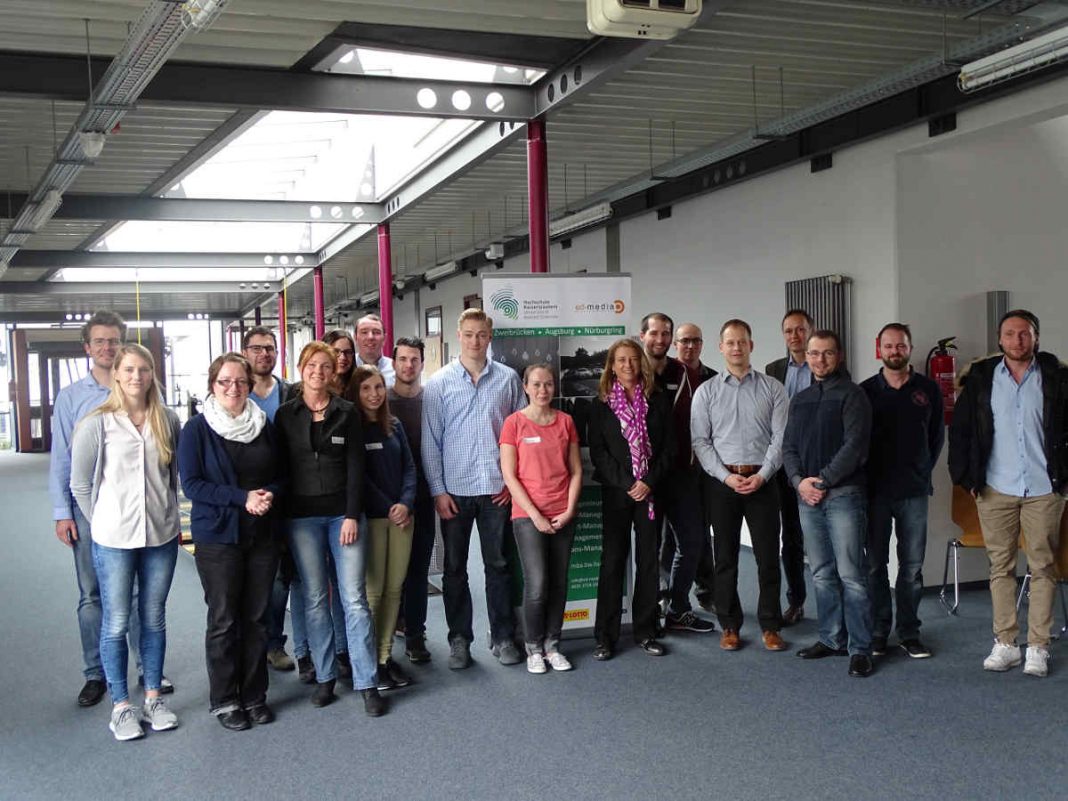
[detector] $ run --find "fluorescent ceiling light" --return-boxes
[424,262,457,282]
[549,202,613,238]
[959,25,1068,92]
[360,290,380,306]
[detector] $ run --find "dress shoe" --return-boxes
[782,604,804,626]
[336,652,353,680]
[592,642,613,661]
[362,688,387,717]
[246,704,275,725]
[311,679,336,708]
[871,636,887,656]
[796,641,848,659]
[762,630,787,651]
[297,655,316,684]
[217,709,250,731]
[77,679,107,707]
[405,635,431,664]
[637,638,666,656]
[848,654,874,677]
[719,628,741,651]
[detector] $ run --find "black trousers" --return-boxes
[399,493,437,643]
[194,533,278,712]
[657,466,710,615]
[707,478,783,633]
[775,469,807,607]
[595,489,659,644]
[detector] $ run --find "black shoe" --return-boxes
[796,641,848,659]
[782,604,804,626]
[592,642,613,661]
[77,679,107,707]
[384,658,411,688]
[311,679,336,708]
[695,589,716,615]
[848,654,874,677]
[137,675,175,694]
[218,709,251,731]
[376,664,397,692]
[871,636,888,657]
[362,688,387,717]
[900,638,933,659]
[246,704,275,725]
[405,636,431,664]
[336,652,353,680]
[665,610,716,633]
[637,638,666,656]
[297,655,316,684]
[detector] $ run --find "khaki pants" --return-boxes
[365,518,414,664]
[975,488,1064,646]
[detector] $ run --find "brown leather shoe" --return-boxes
[719,628,741,651]
[783,604,804,625]
[762,630,787,651]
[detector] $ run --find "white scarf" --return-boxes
[203,395,266,444]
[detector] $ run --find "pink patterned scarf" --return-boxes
[607,378,654,519]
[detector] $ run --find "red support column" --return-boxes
[377,222,395,356]
[277,290,287,380]
[527,117,549,273]
[313,265,326,339]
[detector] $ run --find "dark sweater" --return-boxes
[783,370,871,496]
[362,418,418,519]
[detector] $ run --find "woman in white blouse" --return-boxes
[70,343,182,742]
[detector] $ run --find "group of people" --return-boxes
[49,302,1065,741]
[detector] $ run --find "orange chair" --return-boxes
[939,485,987,614]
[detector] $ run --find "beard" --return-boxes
[882,355,909,370]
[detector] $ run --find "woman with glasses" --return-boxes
[274,342,387,717]
[324,329,357,394]
[70,344,182,741]
[177,353,284,731]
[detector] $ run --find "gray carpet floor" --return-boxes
[2,451,1067,801]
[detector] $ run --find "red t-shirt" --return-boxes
[499,410,579,521]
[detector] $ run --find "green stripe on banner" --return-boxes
[494,326,627,337]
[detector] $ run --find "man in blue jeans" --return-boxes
[861,323,943,659]
[423,308,526,669]
[49,311,172,706]
[783,330,875,677]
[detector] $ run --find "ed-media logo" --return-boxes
[490,286,520,320]
[574,300,625,314]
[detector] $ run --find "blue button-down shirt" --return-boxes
[987,358,1051,498]
[785,359,813,399]
[422,358,525,497]
[49,372,111,520]
[356,354,395,388]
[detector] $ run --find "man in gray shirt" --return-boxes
[691,319,789,653]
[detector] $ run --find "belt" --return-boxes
[724,464,762,477]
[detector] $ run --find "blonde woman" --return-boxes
[70,344,182,741]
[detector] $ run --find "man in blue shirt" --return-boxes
[50,311,171,705]
[355,313,396,388]
[243,326,289,422]
[422,308,525,669]
[949,310,1068,677]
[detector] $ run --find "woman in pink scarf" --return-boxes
[588,339,676,660]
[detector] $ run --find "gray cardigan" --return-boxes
[69,407,182,522]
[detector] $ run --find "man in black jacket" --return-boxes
[783,330,875,677]
[948,309,1068,678]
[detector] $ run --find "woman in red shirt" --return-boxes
[500,364,582,674]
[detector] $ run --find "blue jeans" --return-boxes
[70,508,143,680]
[92,538,179,703]
[797,488,873,656]
[440,494,516,645]
[286,516,376,690]
[267,559,346,659]
[868,494,928,641]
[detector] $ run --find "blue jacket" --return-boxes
[363,418,417,519]
[177,413,284,544]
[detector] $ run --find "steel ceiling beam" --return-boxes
[9,251,318,269]
[0,193,384,224]
[0,281,281,295]
[0,310,239,323]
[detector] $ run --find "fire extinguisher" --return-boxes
[926,336,957,426]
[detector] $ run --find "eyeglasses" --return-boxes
[89,338,121,348]
[806,349,838,359]
[245,345,276,355]
[332,348,355,357]
[215,379,250,389]
[676,337,703,347]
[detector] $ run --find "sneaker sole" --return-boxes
[144,719,179,732]
[406,653,431,664]
[902,651,932,659]
[983,659,1021,672]
[1022,667,1048,677]
[110,725,145,741]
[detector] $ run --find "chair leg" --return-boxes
[939,540,961,615]
[1057,582,1068,640]
[1016,572,1031,612]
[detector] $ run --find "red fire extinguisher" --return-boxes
[926,336,957,426]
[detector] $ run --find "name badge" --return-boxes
[666,383,679,391]
[331,436,345,445]
[365,442,384,451]
[522,436,542,444]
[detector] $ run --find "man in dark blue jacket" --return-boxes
[783,330,875,677]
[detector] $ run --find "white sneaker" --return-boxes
[545,651,573,671]
[1023,645,1050,677]
[526,653,547,674]
[109,704,144,741]
[141,696,179,731]
[982,641,1022,672]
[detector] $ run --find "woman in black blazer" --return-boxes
[587,338,675,660]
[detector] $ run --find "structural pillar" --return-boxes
[527,117,549,273]
[254,306,262,325]
[277,290,287,380]
[377,222,394,356]
[313,265,326,339]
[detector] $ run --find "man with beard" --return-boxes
[243,326,290,422]
[860,324,943,659]
[950,310,1068,677]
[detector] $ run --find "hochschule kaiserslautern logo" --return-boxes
[490,286,520,320]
